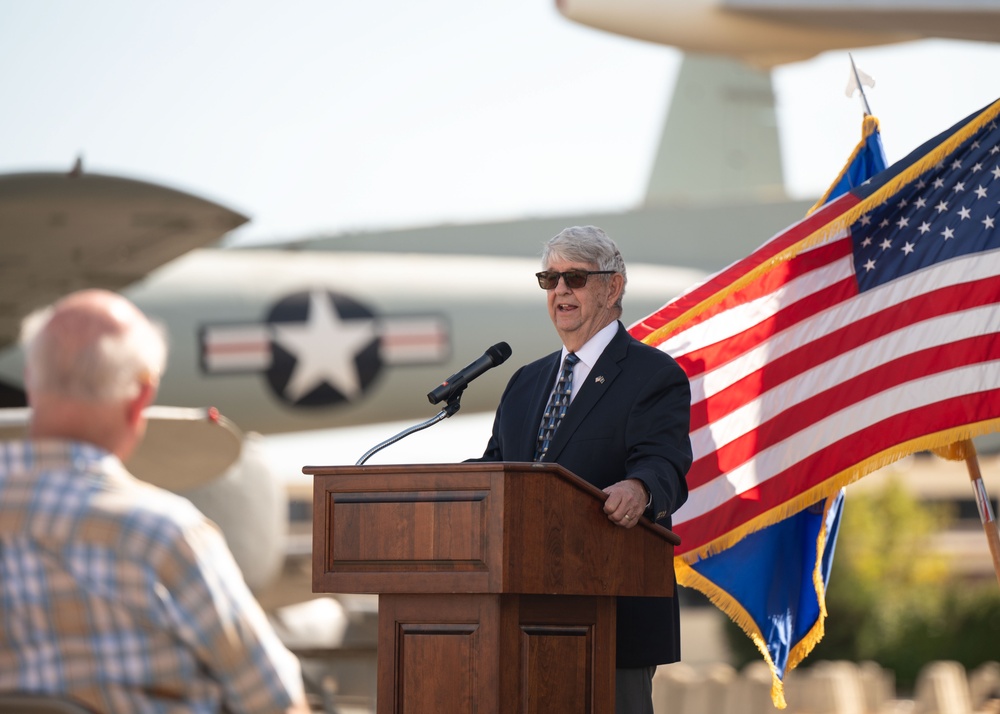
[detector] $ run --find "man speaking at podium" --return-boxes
[474,226,693,714]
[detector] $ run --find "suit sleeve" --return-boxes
[624,359,692,525]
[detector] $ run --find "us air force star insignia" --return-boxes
[595,375,605,384]
[199,289,450,408]
[271,291,376,401]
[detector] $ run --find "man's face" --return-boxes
[543,256,623,351]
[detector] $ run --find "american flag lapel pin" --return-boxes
[595,375,605,384]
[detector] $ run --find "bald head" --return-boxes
[19,290,167,460]
[22,289,167,404]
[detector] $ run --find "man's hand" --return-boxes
[602,478,649,529]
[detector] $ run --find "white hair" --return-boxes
[20,304,168,403]
[542,225,628,311]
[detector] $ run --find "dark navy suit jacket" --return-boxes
[475,322,692,667]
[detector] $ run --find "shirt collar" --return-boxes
[562,320,619,370]
[0,438,117,476]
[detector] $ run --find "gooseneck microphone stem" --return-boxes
[356,393,464,466]
[357,341,511,466]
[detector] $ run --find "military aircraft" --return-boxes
[0,51,801,438]
[0,47,815,624]
[0,174,706,432]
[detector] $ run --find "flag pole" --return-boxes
[848,53,873,116]
[961,439,1000,589]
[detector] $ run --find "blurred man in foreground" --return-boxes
[0,289,310,714]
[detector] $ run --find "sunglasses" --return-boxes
[535,270,614,290]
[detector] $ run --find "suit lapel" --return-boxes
[543,324,629,462]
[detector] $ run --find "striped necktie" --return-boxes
[534,352,580,462]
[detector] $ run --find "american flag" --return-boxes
[630,98,1000,703]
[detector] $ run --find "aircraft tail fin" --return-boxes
[644,53,786,206]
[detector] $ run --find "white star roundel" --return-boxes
[266,290,379,406]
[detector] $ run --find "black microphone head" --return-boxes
[487,341,512,366]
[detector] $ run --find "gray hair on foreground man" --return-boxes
[21,296,168,403]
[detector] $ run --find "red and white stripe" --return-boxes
[633,201,1000,559]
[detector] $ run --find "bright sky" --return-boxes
[2,1,999,246]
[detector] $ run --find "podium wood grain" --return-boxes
[308,462,678,714]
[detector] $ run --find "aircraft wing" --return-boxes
[723,0,1000,43]
[557,0,999,66]
[0,405,242,490]
[0,171,248,351]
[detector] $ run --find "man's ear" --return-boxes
[609,273,625,306]
[125,381,156,428]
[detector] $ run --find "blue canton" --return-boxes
[852,117,1000,292]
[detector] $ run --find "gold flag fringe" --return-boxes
[808,114,883,216]
[675,559,791,708]
[679,418,1000,565]
[641,98,1000,349]
[932,440,975,461]
[675,490,841,709]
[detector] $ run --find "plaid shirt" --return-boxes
[0,439,304,713]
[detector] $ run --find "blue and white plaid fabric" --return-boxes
[0,440,303,713]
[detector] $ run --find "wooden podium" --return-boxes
[308,462,680,714]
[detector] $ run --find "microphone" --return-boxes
[427,342,512,404]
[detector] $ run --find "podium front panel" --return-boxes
[502,595,615,714]
[378,593,614,714]
[312,466,505,594]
